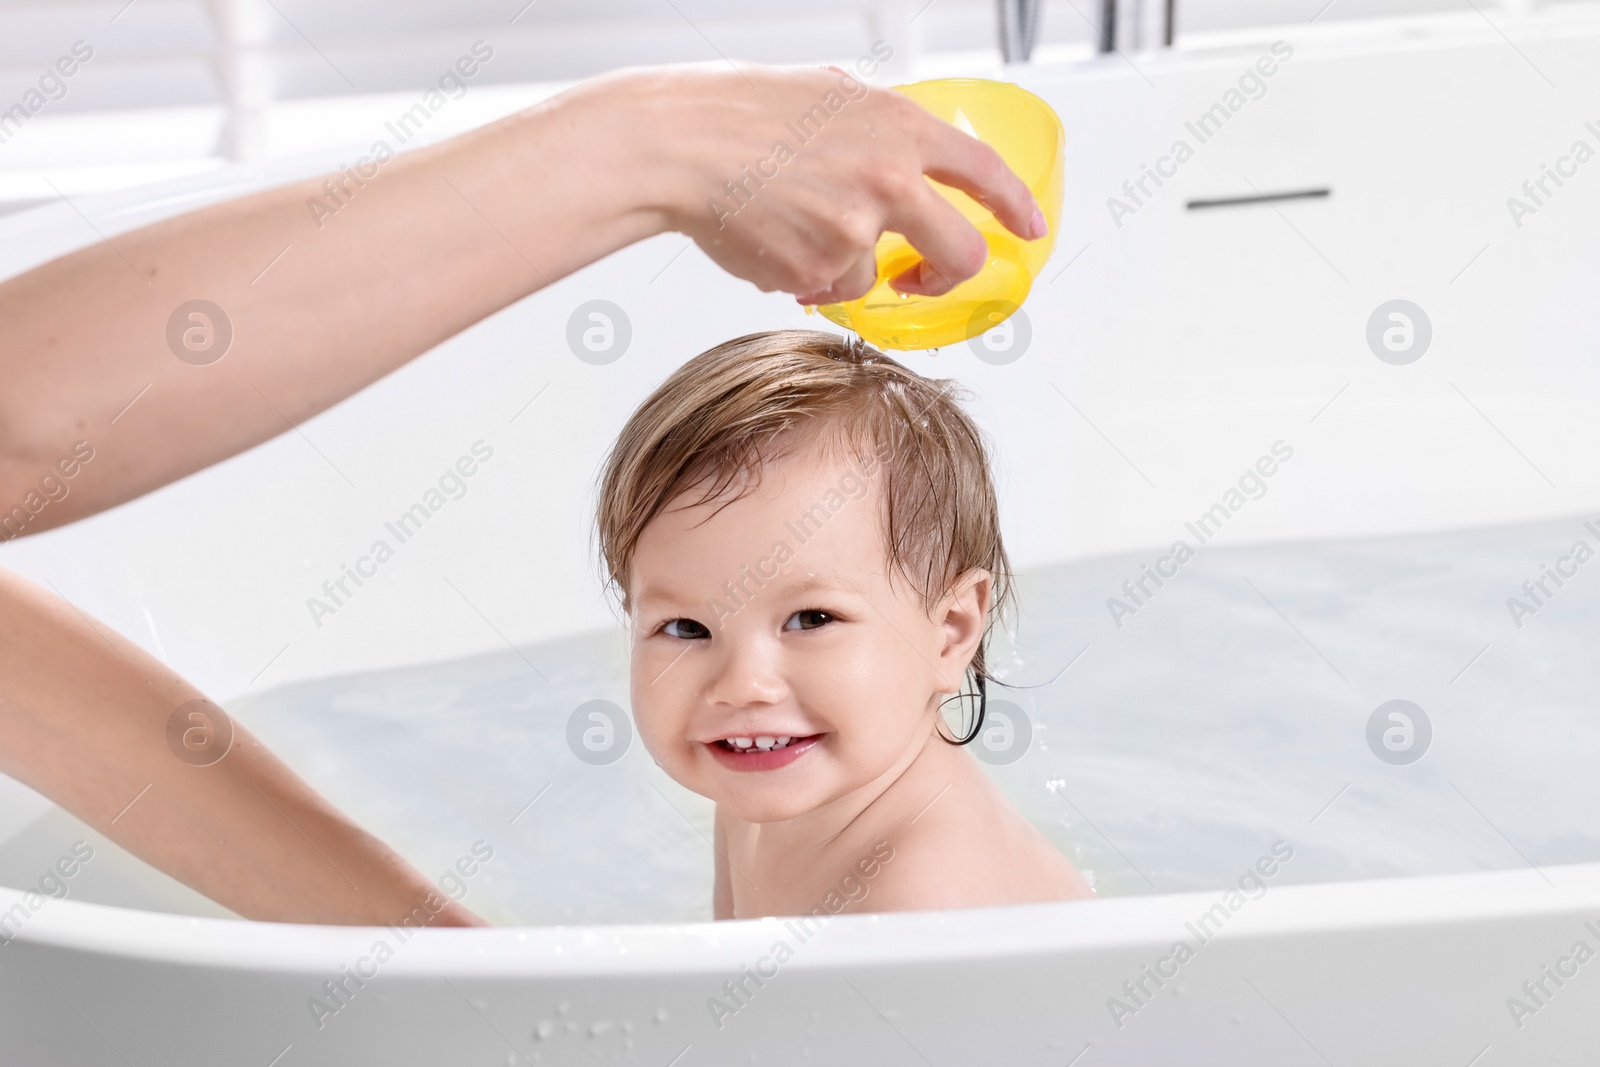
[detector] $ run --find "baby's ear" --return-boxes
[936,569,992,683]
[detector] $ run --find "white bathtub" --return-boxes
[3,863,1598,1064]
[5,4,1600,1063]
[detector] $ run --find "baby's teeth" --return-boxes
[723,735,804,753]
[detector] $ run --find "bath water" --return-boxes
[231,516,1600,925]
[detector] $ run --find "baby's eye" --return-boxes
[662,618,710,640]
[783,609,835,632]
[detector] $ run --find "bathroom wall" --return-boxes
[1,8,1597,702]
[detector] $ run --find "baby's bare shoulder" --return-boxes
[854,791,1092,913]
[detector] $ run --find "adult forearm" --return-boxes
[0,72,669,532]
[0,568,482,925]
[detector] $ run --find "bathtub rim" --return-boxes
[3,862,1593,977]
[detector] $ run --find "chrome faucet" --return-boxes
[1022,0,1173,58]
[997,0,1042,63]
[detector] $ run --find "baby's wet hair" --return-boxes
[595,329,1012,742]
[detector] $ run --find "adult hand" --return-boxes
[632,65,1048,306]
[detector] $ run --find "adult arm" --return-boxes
[0,568,483,926]
[0,63,1043,531]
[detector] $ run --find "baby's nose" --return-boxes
[705,638,786,708]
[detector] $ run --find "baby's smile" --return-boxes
[705,733,823,771]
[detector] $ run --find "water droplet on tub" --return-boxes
[589,1020,613,1038]
[534,1020,555,1040]
[655,1008,669,1024]
[558,1001,571,1015]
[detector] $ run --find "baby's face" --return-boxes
[628,445,967,823]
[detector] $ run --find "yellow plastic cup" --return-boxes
[818,78,1064,351]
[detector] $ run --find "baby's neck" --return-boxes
[719,730,987,913]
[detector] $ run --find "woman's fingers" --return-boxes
[661,66,1048,301]
[798,133,1010,303]
[882,178,992,296]
[886,257,953,298]
[795,251,880,306]
[917,112,1048,241]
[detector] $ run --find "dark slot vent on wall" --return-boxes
[1186,188,1331,210]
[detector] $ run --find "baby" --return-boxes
[597,329,1092,918]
